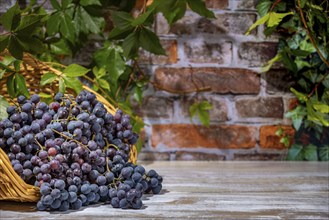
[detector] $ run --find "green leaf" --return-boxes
[0,36,9,52]
[50,0,61,10]
[245,13,269,35]
[106,49,126,85]
[15,14,44,33]
[6,74,16,98]
[198,108,210,127]
[200,100,213,110]
[319,145,329,161]
[60,13,76,43]
[58,78,65,93]
[16,35,44,54]
[261,54,281,72]
[292,117,303,131]
[0,3,21,31]
[290,88,308,102]
[280,50,298,73]
[286,144,303,160]
[80,7,102,33]
[267,12,293,27]
[256,0,272,17]
[0,95,10,120]
[111,11,134,28]
[92,67,106,79]
[61,0,72,9]
[0,69,5,80]
[96,78,110,91]
[133,86,143,105]
[0,56,15,66]
[139,28,166,55]
[50,39,72,55]
[186,0,215,18]
[122,31,140,59]
[304,144,318,161]
[280,136,290,147]
[47,13,61,35]
[8,36,24,60]
[131,9,154,26]
[154,0,187,25]
[275,127,283,136]
[189,101,212,127]
[39,92,53,98]
[63,76,83,94]
[15,73,30,98]
[63,64,89,77]
[300,0,306,8]
[80,0,101,6]
[313,103,329,113]
[40,72,57,86]
[189,103,198,118]
[108,26,134,40]
[246,12,293,35]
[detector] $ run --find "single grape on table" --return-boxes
[0,91,163,211]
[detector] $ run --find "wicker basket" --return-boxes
[0,51,137,202]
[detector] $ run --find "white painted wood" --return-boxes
[0,161,328,219]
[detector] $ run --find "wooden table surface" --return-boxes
[0,161,328,219]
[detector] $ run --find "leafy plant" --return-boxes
[0,0,215,152]
[250,0,329,161]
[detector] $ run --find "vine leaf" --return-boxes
[304,144,318,161]
[40,72,57,86]
[245,12,293,35]
[139,28,166,55]
[256,0,272,17]
[0,3,21,31]
[15,73,30,98]
[319,145,329,161]
[286,144,303,160]
[0,95,10,120]
[189,100,213,127]
[186,0,215,18]
[63,64,89,77]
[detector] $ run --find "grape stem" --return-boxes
[51,129,91,152]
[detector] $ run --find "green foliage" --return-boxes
[0,0,215,153]
[251,0,329,161]
[0,95,10,120]
[189,100,213,127]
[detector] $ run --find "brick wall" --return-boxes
[0,0,296,160]
[136,0,295,161]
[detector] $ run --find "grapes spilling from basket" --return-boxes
[0,90,163,211]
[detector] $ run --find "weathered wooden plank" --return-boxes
[0,161,328,219]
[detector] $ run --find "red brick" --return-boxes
[151,124,257,149]
[139,39,177,65]
[260,125,295,149]
[154,67,260,94]
[184,41,232,64]
[236,97,284,118]
[238,42,278,67]
[205,0,229,9]
[176,151,225,160]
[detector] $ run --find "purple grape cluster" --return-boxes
[0,91,163,211]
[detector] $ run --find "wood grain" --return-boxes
[0,161,328,219]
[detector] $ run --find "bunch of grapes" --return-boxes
[0,90,163,211]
